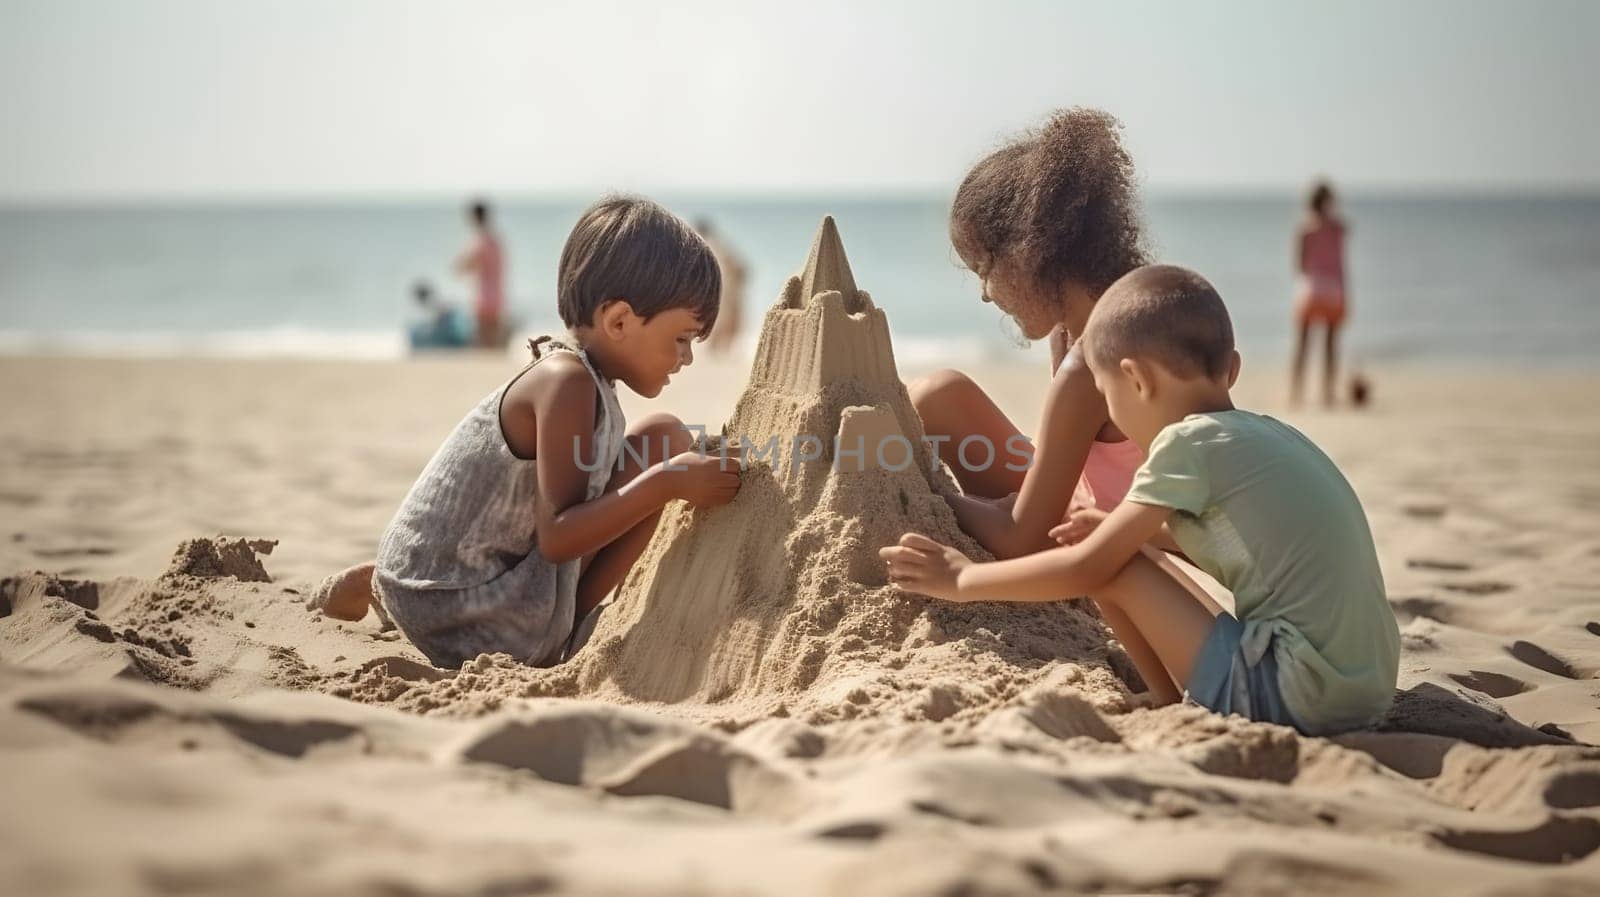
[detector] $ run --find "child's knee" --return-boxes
[1086,553,1159,606]
[628,413,693,464]
[908,368,974,415]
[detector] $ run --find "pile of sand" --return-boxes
[568,218,1126,720]
[0,536,403,696]
[164,536,277,582]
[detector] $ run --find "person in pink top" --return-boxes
[456,199,506,348]
[1291,181,1348,406]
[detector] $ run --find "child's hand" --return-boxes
[1050,507,1107,545]
[667,445,742,508]
[878,533,972,601]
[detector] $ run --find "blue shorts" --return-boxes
[1186,613,1301,729]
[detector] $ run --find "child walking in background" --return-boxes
[309,196,742,669]
[1292,180,1349,406]
[882,265,1400,735]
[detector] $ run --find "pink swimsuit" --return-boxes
[1071,437,1144,513]
[475,234,505,317]
[1296,219,1346,326]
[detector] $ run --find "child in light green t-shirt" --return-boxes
[881,265,1399,735]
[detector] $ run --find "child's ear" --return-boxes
[1119,357,1153,398]
[1226,350,1242,387]
[595,299,637,341]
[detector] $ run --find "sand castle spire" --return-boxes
[749,216,902,401]
[575,212,1014,712]
[797,215,858,307]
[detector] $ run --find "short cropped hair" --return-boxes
[557,195,721,335]
[469,199,491,226]
[1084,265,1234,380]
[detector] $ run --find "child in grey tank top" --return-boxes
[370,336,625,667]
[307,196,743,668]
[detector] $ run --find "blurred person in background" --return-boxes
[696,217,746,355]
[1291,180,1349,406]
[457,198,507,348]
[407,279,471,350]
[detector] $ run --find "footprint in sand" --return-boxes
[1391,596,1457,624]
[1546,770,1600,810]
[814,821,887,841]
[1507,641,1582,680]
[1447,670,1534,699]
[18,691,362,758]
[1401,504,1447,520]
[1437,815,1600,865]
[1441,581,1513,596]
[32,545,117,559]
[1406,558,1473,572]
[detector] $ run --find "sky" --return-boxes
[2,0,1596,201]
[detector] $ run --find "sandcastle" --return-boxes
[567,218,1118,721]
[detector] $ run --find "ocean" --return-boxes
[2,194,1597,367]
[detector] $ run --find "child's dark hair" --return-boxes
[951,107,1147,299]
[469,199,491,226]
[1085,265,1235,381]
[1307,180,1335,215]
[557,195,721,335]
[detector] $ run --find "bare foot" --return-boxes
[307,562,376,621]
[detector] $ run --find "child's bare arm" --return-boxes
[960,354,1107,559]
[523,361,736,563]
[1147,523,1182,554]
[881,502,1170,603]
[1054,507,1183,555]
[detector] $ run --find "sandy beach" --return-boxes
[3,345,1599,896]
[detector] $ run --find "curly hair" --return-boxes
[950,108,1148,300]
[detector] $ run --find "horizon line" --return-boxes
[5,181,1600,209]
